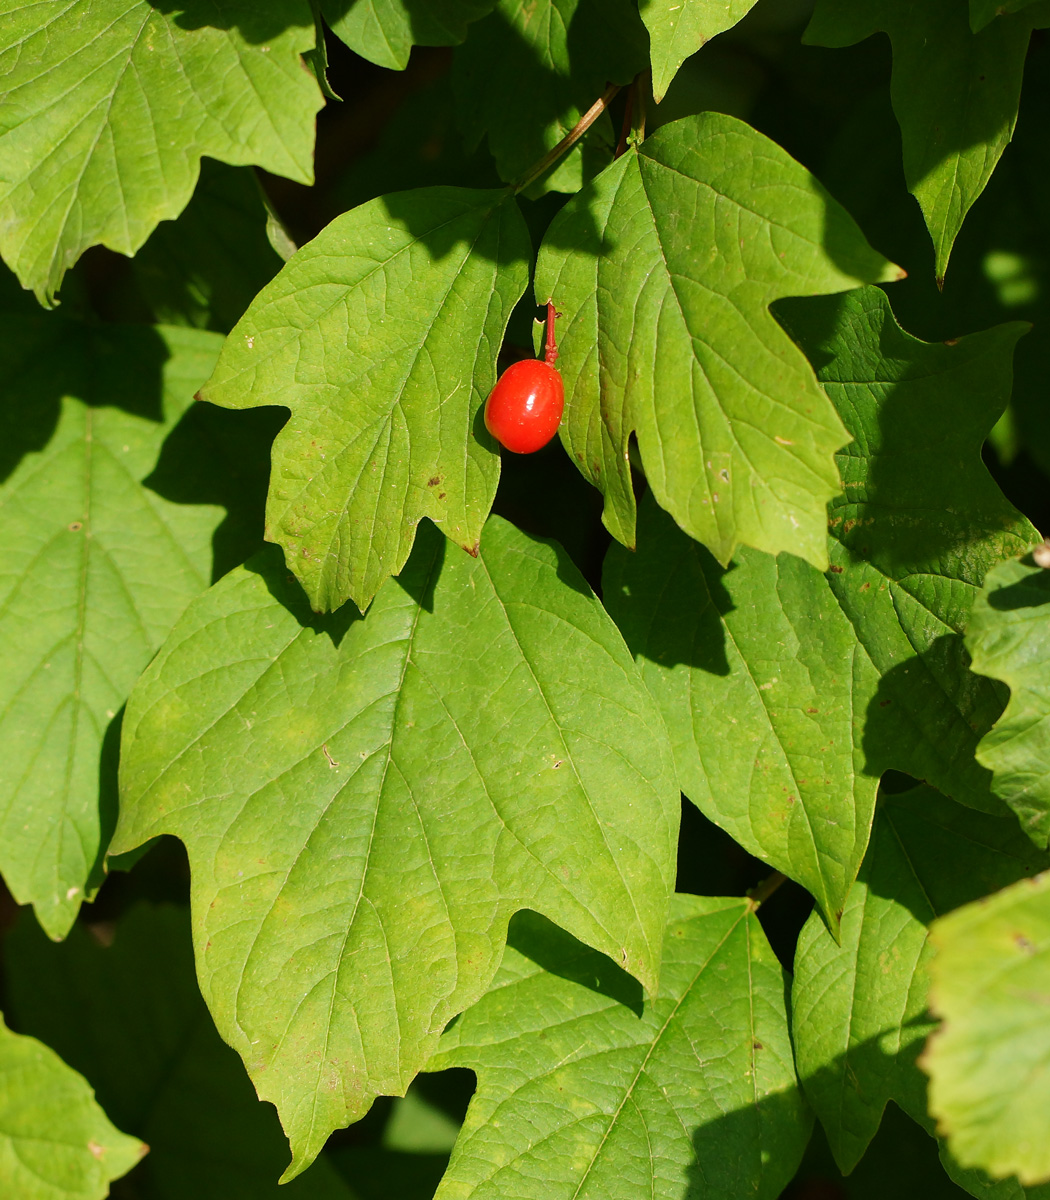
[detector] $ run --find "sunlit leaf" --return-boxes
[793,785,1048,1172]
[641,0,760,101]
[0,0,322,305]
[925,869,1050,1185]
[967,556,1050,837]
[604,287,1038,925]
[536,113,901,570]
[430,895,811,1200]
[0,319,225,938]
[200,186,530,612]
[322,0,497,69]
[0,1013,144,1199]
[111,516,679,1177]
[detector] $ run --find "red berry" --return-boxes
[484,358,564,454]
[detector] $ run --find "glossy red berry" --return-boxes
[484,300,565,454]
[484,359,564,454]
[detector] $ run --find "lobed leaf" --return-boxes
[0,1013,144,1200]
[0,0,322,306]
[199,186,530,612]
[966,557,1050,838]
[641,0,761,102]
[925,870,1050,1185]
[0,319,225,938]
[4,903,355,1199]
[604,287,1037,924]
[322,0,497,70]
[536,112,901,572]
[111,516,679,1177]
[452,0,648,192]
[805,0,1050,282]
[429,895,811,1200]
[792,785,1048,1173]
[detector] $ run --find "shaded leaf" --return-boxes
[0,1012,144,1199]
[453,0,648,192]
[604,288,1036,923]
[429,895,811,1200]
[0,320,225,938]
[0,0,322,305]
[4,904,355,1199]
[641,0,761,102]
[792,785,1048,1173]
[111,516,679,1177]
[925,870,1050,1185]
[133,161,285,333]
[322,0,497,70]
[971,0,1047,31]
[966,556,1050,838]
[805,0,1050,282]
[199,186,530,612]
[536,113,901,571]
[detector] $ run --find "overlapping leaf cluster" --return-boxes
[0,1,1048,1198]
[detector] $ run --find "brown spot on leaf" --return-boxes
[880,699,892,708]
[427,476,441,487]
[828,564,844,574]
[68,521,83,532]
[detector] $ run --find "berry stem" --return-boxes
[513,83,621,195]
[544,301,560,366]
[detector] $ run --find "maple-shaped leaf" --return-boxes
[0,318,226,939]
[604,287,1039,926]
[0,0,322,306]
[322,0,497,70]
[453,0,648,193]
[0,1013,145,1199]
[5,903,355,1199]
[200,187,530,613]
[966,556,1050,848]
[925,869,1050,1186]
[806,0,1050,283]
[110,516,679,1178]
[792,784,1048,1174]
[536,112,901,572]
[428,895,811,1200]
[641,0,761,102]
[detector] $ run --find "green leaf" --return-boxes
[199,187,530,612]
[0,1012,144,1200]
[322,0,497,70]
[604,287,1036,922]
[0,0,323,306]
[452,0,648,192]
[535,113,901,571]
[971,0,1047,31]
[641,0,761,102]
[429,895,811,1200]
[4,903,356,1199]
[792,785,1049,1173]
[805,0,1049,283]
[111,516,679,1178]
[0,320,226,938]
[925,869,1050,1185]
[133,161,285,334]
[966,556,1050,838]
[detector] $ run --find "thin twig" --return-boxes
[615,84,635,158]
[747,871,788,911]
[513,83,622,194]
